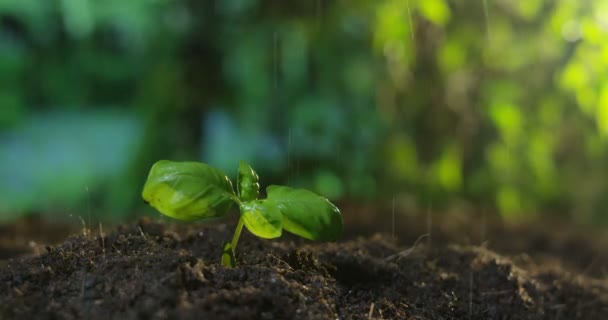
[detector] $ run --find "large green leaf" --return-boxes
[240,199,282,239]
[237,161,259,202]
[142,160,236,221]
[266,185,342,241]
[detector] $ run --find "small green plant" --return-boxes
[142,160,343,267]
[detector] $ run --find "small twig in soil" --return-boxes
[267,254,294,271]
[78,216,88,238]
[480,289,511,296]
[576,298,601,311]
[12,287,23,297]
[391,197,395,240]
[80,269,86,299]
[426,204,433,249]
[367,302,375,320]
[99,222,106,258]
[579,254,600,279]
[138,226,147,240]
[86,186,91,238]
[385,233,429,262]
[469,271,473,320]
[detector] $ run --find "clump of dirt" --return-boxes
[1,218,607,319]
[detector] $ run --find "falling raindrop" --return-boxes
[392,196,396,240]
[287,128,291,185]
[426,203,432,248]
[273,31,279,89]
[482,0,492,44]
[85,185,91,232]
[406,0,415,41]
[469,271,474,319]
[480,206,486,244]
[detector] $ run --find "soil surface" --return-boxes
[1,211,607,319]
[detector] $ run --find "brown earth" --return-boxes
[0,208,607,319]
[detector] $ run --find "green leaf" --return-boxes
[237,161,259,202]
[266,185,343,241]
[142,160,236,221]
[221,242,237,268]
[240,199,282,239]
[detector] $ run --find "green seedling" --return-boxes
[142,160,343,267]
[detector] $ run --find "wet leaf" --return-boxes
[240,199,282,239]
[237,161,259,202]
[142,160,236,221]
[266,185,342,241]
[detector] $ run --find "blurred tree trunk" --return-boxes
[107,1,223,216]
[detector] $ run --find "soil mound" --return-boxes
[1,219,606,319]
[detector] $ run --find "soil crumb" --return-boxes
[1,219,607,319]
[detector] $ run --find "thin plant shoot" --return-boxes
[142,160,343,267]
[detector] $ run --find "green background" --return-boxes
[1,0,608,224]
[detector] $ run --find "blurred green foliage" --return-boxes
[1,0,608,223]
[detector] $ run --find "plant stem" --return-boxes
[229,193,242,205]
[230,217,245,251]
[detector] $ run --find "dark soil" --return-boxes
[1,213,607,319]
